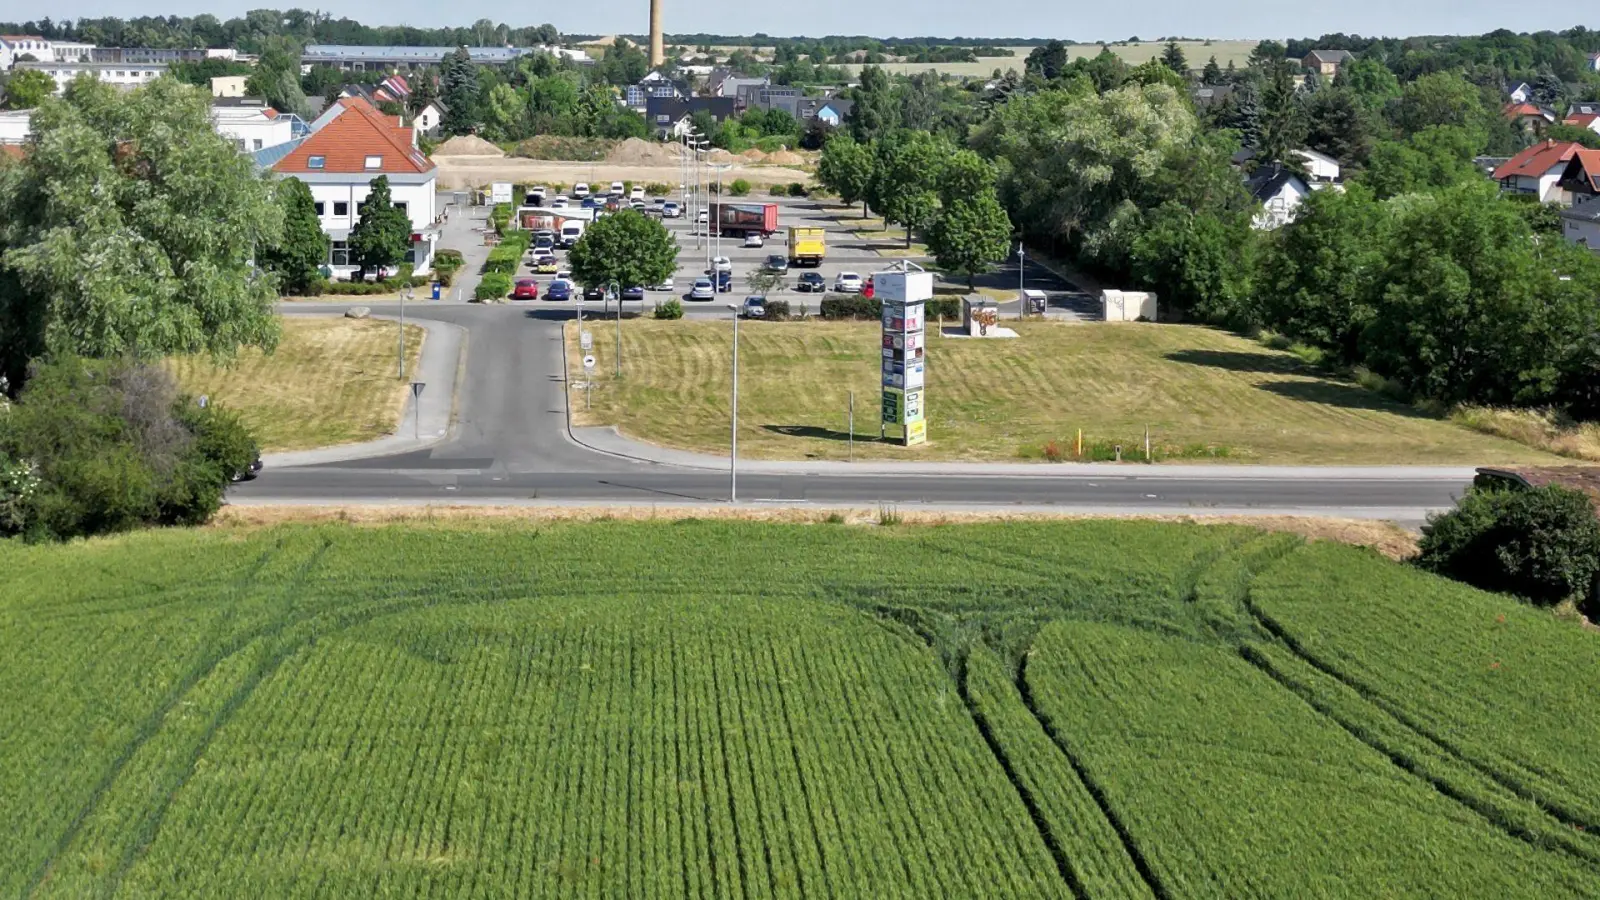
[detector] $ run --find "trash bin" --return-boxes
[430,282,441,300]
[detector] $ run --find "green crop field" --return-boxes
[839,41,1261,79]
[3,520,1599,897]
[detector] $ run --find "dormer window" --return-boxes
[364,155,382,170]
[307,155,325,169]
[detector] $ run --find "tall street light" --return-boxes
[611,280,622,378]
[726,302,740,502]
[711,163,731,280]
[398,283,413,379]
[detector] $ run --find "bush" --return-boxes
[654,298,685,320]
[762,299,791,321]
[489,202,513,234]
[787,182,809,197]
[819,294,882,320]
[476,273,513,302]
[483,232,531,275]
[1418,485,1600,607]
[769,183,789,196]
[645,182,672,196]
[925,297,961,320]
[729,179,752,197]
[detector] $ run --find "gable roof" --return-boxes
[1565,113,1600,129]
[272,96,432,176]
[1304,49,1353,64]
[1560,193,1600,223]
[1493,140,1581,180]
[1504,102,1555,121]
[816,97,853,118]
[1244,163,1308,203]
[1558,149,1600,192]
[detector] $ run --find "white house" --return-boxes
[14,60,166,93]
[1494,140,1581,203]
[414,100,446,135]
[1589,53,1600,73]
[1561,195,1600,250]
[212,105,294,154]
[211,75,248,98]
[271,96,439,279]
[1293,148,1341,185]
[0,109,31,143]
[813,98,853,127]
[1,35,50,68]
[1508,82,1532,104]
[1246,165,1311,230]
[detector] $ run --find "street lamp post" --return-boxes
[398,283,413,379]
[611,280,622,378]
[1017,242,1026,320]
[727,303,740,502]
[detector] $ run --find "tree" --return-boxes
[482,83,523,142]
[868,131,946,247]
[1130,203,1254,323]
[440,47,480,136]
[1256,62,1306,164]
[1303,87,1375,169]
[1419,485,1600,607]
[2,69,54,110]
[927,192,1012,289]
[259,178,329,295]
[245,45,309,118]
[817,134,875,217]
[1393,72,1489,139]
[0,78,281,394]
[346,176,411,281]
[1531,70,1568,111]
[1025,40,1069,81]
[1338,57,1402,111]
[1161,41,1188,75]
[848,65,897,144]
[567,209,678,294]
[1360,126,1481,199]
[1201,56,1224,85]
[1546,122,1600,149]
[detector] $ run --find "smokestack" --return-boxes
[649,0,665,68]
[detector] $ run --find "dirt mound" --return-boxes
[606,137,685,165]
[433,135,506,157]
[707,148,737,164]
[765,150,805,166]
[740,148,767,161]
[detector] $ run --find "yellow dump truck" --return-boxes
[787,226,826,267]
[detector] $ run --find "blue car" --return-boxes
[545,279,573,301]
[715,270,733,292]
[581,197,600,209]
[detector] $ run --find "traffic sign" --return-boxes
[580,331,593,351]
[583,355,596,370]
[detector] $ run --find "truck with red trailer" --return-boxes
[707,202,779,238]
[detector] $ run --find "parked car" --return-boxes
[651,276,675,292]
[711,256,733,273]
[512,278,539,300]
[742,296,767,318]
[533,236,555,252]
[581,197,600,209]
[690,277,716,300]
[622,285,647,302]
[716,270,734,292]
[796,271,826,292]
[654,196,666,206]
[534,257,559,274]
[583,284,605,302]
[762,254,789,274]
[551,196,569,208]
[743,233,764,248]
[630,186,646,201]
[573,182,591,198]
[546,279,573,301]
[555,269,572,281]
[663,202,681,218]
[834,272,863,293]
[696,209,709,223]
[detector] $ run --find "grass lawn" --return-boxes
[832,212,930,257]
[168,316,425,452]
[568,319,1560,465]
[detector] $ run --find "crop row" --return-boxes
[1022,619,1597,898]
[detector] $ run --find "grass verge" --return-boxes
[566,319,1559,465]
[168,316,425,452]
[1452,406,1600,462]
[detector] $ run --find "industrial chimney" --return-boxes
[649,0,665,68]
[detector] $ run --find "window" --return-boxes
[333,201,348,216]
[364,155,382,170]
[329,240,350,267]
[307,155,325,169]
[252,139,263,150]
[356,202,366,215]
[115,71,124,77]
[313,202,325,216]
[234,139,245,152]
[394,202,407,217]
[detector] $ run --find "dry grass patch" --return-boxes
[168,316,424,452]
[1452,406,1600,462]
[568,319,1560,465]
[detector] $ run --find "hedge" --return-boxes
[476,273,513,302]
[819,294,961,320]
[484,232,531,275]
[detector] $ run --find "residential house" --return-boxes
[415,99,447,135]
[1508,82,1532,104]
[1294,148,1342,186]
[90,47,207,64]
[1557,148,1600,205]
[1561,194,1600,249]
[1302,49,1354,77]
[645,96,737,140]
[301,44,586,73]
[213,104,294,154]
[339,76,411,108]
[1504,102,1556,132]
[1494,140,1582,203]
[624,72,688,112]
[1246,164,1311,230]
[0,108,30,146]
[1,35,51,68]
[706,68,767,101]
[1563,113,1600,136]
[13,59,166,93]
[269,96,440,278]
[211,75,248,98]
[1192,84,1236,109]
[813,98,853,127]
[1569,101,1600,117]
[1589,52,1600,73]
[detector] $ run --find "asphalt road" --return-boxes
[242,302,1473,521]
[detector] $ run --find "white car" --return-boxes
[651,277,675,292]
[572,183,591,199]
[711,256,733,273]
[689,277,715,300]
[696,209,709,223]
[551,196,569,208]
[555,270,572,281]
[610,181,625,196]
[742,233,764,248]
[834,272,863,293]
[630,186,646,201]
[662,202,681,218]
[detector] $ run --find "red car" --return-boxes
[512,278,539,300]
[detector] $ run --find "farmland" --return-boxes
[837,41,1261,78]
[3,519,1599,897]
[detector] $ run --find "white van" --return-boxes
[572,183,591,199]
[610,181,625,196]
[559,220,585,248]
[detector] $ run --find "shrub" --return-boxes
[762,299,791,321]
[476,273,513,301]
[925,297,961,320]
[489,202,513,234]
[819,294,881,320]
[1417,485,1600,607]
[645,182,672,196]
[769,183,789,196]
[654,298,685,320]
[483,232,530,275]
[788,182,808,197]
[729,179,752,197]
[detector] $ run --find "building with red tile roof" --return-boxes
[1563,112,1600,135]
[1494,141,1582,203]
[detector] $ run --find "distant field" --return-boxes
[4,520,1600,897]
[567,319,1557,464]
[840,40,1260,78]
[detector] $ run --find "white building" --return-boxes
[14,60,166,93]
[1,35,50,68]
[1562,195,1600,250]
[0,109,31,143]
[414,100,446,135]
[1494,140,1581,204]
[211,75,248,98]
[212,105,294,154]
[1293,148,1342,186]
[1246,165,1312,230]
[270,96,439,278]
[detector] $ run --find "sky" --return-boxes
[33,1,1590,41]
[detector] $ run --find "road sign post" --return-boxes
[582,354,596,410]
[410,382,425,438]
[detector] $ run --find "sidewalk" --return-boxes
[566,425,1479,481]
[263,315,466,467]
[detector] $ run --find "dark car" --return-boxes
[583,284,606,302]
[533,236,555,252]
[546,280,573,301]
[796,271,826,292]
[763,254,789,274]
[231,452,263,483]
[716,270,734,292]
[622,285,647,302]
[512,278,539,300]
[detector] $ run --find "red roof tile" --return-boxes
[273,96,433,176]
[1559,148,1600,192]
[0,144,25,162]
[1504,102,1549,119]
[1564,113,1599,128]
[1494,140,1581,180]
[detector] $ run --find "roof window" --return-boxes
[364,155,382,169]
[307,155,325,169]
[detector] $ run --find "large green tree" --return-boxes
[848,65,898,144]
[1130,203,1254,323]
[567,209,678,293]
[928,191,1012,289]
[1255,62,1307,166]
[868,130,947,247]
[346,176,411,280]
[2,69,55,110]
[0,77,281,393]
[817,134,875,217]
[440,47,480,136]
[1201,56,1224,85]
[260,177,329,296]
[1392,72,1489,140]
[1360,126,1481,199]
[1161,41,1188,75]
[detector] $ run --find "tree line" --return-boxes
[0,13,560,55]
